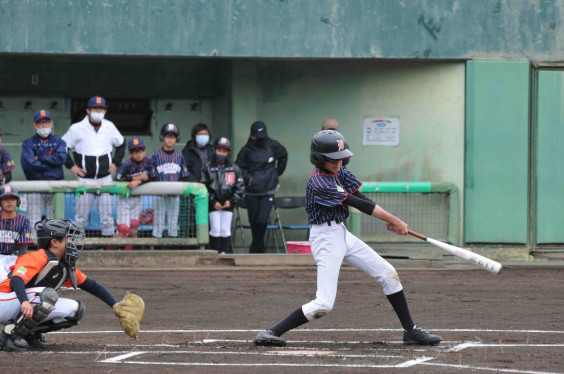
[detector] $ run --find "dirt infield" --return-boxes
[1,266,563,373]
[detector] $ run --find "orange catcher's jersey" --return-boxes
[0,248,87,292]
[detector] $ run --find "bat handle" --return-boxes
[408,230,427,241]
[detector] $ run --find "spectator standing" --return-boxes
[62,96,126,237]
[0,127,16,185]
[149,123,190,238]
[21,110,67,233]
[235,121,288,253]
[0,186,33,282]
[114,137,150,241]
[181,123,213,182]
[201,137,245,254]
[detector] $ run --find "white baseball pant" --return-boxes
[116,196,143,226]
[0,287,80,325]
[75,176,114,236]
[25,193,53,235]
[0,254,17,282]
[152,196,179,238]
[301,221,403,321]
[209,210,233,238]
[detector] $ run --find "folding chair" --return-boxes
[232,198,284,253]
[273,196,309,245]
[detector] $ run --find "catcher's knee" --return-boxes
[6,288,58,339]
[33,301,85,334]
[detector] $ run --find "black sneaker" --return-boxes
[403,326,442,345]
[25,333,47,349]
[0,332,28,352]
[254,329,286,347]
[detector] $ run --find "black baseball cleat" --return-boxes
[403,326,442,346]
[0,332,29,352]
[25,333,47,349]
[254,329,286,347]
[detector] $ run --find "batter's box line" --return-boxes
[50,328,564,334]
[100,351,435,369]
[448,342,564,352]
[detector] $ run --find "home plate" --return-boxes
[268,350,337,356]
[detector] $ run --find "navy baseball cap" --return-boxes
[250,121,268,139]
[33,109,52,122]
[128,137,145,150]
[87,96,107,108]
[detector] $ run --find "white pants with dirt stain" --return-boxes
[301,220,403,321]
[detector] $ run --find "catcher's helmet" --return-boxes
[35,219,85,289]
[159,123,180,141]
[214,137,232,152]
[0,185,21,206]
[310,130,353,167]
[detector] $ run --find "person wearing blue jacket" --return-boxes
[20,110,67,234]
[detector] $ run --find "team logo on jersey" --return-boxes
[336,186,345,193]
[337,139,345,151]
[225,172,236,185]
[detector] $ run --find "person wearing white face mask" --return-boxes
[21,110,68,235]
[61,96,126,237]
[181,123,213,183]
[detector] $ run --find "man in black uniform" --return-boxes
[235,121,288,253]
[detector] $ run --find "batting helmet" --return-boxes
[310,130,353,168]
[160,123,180,142]
[35,219,85,289]
[214,137,232,152]
[0,185,21,206]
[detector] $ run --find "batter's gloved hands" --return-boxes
[114,292,145,339]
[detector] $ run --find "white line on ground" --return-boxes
[50,328,564,334]
[448,343,564,352]
[100,352,145,363]
[421,361,564,374]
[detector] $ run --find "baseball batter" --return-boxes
[149,124,190,238]
[0,186,34,282]
[254,130,441,347]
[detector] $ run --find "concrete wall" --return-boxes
[0,0,562,60]
[232,59,465,196]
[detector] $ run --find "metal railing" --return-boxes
[11,181,209,248]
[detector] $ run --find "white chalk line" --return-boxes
[449,343,564,352]
[51,328,564,334]
[420,361,564,374]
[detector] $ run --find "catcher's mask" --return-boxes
[35,219,85,288]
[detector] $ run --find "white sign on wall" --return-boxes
[363,118,400,146]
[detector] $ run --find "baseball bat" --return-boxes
[408,230,502,275]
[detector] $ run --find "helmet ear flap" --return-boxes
[310,152,325,168]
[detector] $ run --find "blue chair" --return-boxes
[232,198,284,253]
[273,196,309,242]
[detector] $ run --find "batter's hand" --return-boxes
[214,202,223,210]
[108,163,117,174]
[70,165,86,177]
[21,301,33,319]
[386,219,408,235]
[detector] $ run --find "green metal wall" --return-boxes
[1,0,563,60]
[536,71,564,244]
[465,61,530,243]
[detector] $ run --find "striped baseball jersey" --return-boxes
[305,167,362,224]
[0,147,15,174]
[115,157,150,181]
[0,212,34,255]
[148,149,189,182]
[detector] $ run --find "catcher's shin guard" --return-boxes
[8,288,58,340]
[33,301,85,334]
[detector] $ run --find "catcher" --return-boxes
[0,219,144,352]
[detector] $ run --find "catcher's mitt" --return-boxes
[114,292,145,339]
